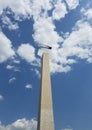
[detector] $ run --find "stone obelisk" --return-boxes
[37,52,54,130]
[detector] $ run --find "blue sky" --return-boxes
[0,0,92,130]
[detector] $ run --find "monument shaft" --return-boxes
[37,52,54,130]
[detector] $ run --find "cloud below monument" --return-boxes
[0,118,37,130]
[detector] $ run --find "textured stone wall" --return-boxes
[37,52,54,130]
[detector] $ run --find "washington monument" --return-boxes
[37,51,54,130]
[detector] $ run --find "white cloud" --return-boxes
[0,95,4,102]
[61,125,73,130]
[17,44,37,63]
[81,8,92,20]
[0,0,79,21]
[65,0,79,9]
[6,65,20,72]
[33,17,63,47]
[52,0,67,20]
[13,60,20,64]
[1,16,19,30]
[47,19,92,73]
[0,0,32,19]
[34,69,40,78]
[62,128,73,130]
[0,31,15,63]
[32,1,92,74]
[0,118,37,130]
[31,0,80,74]
[31,0,52,20]
[9,77,16,83]
[25,84,32,89]
[0,0,53,21]
[1,0,90,75]
[62,21,92,61]
[6,65,15,70]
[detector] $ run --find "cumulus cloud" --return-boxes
[6,65,15,70]
[1,15,19,30]
[0,118,37,130]
[62,128,73,130]
[30,0,53,21]
[35,7,92,74]
[6,64,20,72]
[65,0,79,9]
[9,77,16,83]
[0,0,79,30]
[17,44,37,63]
[31,0,80,74]
[47,18,92,73]
[0,0,53,21]
[13,60,20,64]
[52,0,67,20]
[0,0,32,19]
[81,8,92,20]
[1,0,91,74]
[0,95,4,102]
[61,125,73,130]
[62,20,92,61]
[0,31,15,63]
[33,17,63,47]
[25,84,32,89]
[34,69,40,78]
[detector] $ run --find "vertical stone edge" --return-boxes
[37,52,54,130]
